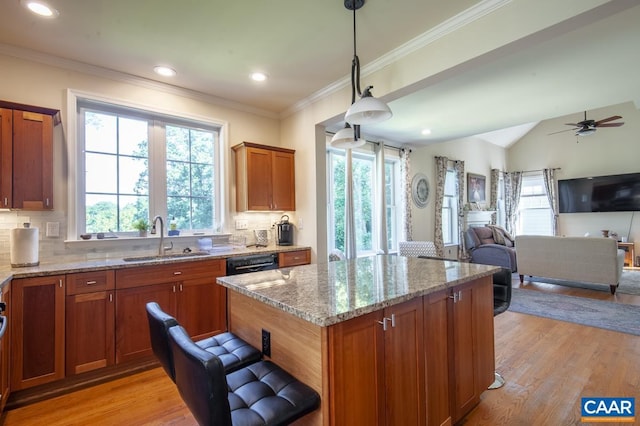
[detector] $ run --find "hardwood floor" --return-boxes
[2,273,640,425]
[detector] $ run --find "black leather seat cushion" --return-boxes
[146,302,261,382]
[169,325,320,426]
[492,267,512,316]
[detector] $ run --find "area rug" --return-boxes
[509,288,640,336]
[515,270,640,295]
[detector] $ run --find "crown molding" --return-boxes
[0,43,279,120]
[282,0,512,119]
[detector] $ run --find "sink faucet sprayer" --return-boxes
[151,215,173,255]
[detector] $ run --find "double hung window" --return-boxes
[517,172,553,235]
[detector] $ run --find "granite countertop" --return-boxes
[0,245,310,287]
[216,255,500,327]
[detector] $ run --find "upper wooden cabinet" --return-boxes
[0,101,58,210]
[232,142,295,211]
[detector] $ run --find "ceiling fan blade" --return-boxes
[596,122,624,127]
[548,128,578,135]
[564,123,579,126]
[595,115,622,125]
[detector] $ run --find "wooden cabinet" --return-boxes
[11,275,65,391]
[424,289,452,426]
[278,249,310,267]
[0,106,56,210]
[232,142,295,211]
[329,297,425,425]
[0,284,10,413]
[449,278,494,423]
[115,259,227,363]
[65,270,115,376]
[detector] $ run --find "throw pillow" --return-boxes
[490,226,506,245]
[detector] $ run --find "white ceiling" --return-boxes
[1,0,639,147]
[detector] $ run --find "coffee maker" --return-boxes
[276,215,294,246]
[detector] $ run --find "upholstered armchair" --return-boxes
[465,226,517,272]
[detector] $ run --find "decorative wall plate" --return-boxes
[411,173,429,208]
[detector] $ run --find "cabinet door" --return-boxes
[450,277,495,423]
[66,290,115,375]
[0,284,10,413]
[11,275,65,391]
[0,108,12,208]
[11,110,54,210]
[424,290,452,426]
[246,146,274,210]
[177,277,227,341]
[384,298,426,426]
[329,309,386,425]
[115,283,175,364]
[271,150,295,211]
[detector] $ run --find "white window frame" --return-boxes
[442,169,459,245]
[66,89,229,240]
[517,172,553,236]
[326,143,402,256]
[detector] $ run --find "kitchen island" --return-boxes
[217,255,500,426]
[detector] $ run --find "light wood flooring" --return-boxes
[3,273,640,425]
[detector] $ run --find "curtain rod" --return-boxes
[507,167,561,174]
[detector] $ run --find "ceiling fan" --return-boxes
[549,111,624,136]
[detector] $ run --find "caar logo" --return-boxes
[581,397,635,423]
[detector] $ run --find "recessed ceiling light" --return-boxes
[21,0,59,18]
[421,129,432,136]
[154,66,176,77]
[250,72,267,82]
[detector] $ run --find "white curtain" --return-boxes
[344,149,357,259]
[543,168,559,235]
[375,143,388,254]
[400,149,412,241]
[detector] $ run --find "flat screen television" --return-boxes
[558,172,640,213]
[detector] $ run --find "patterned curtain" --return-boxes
[400,149,412,242]
[433,156,448,257]
[505,171,523,236]
[344,149,356,259]
[454,160,465,259]
[375,143,388,253]
[490,168,500,225]
[543,168,559,235]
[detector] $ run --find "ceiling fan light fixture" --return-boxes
[576,127,596,136]
[345,86,393,125]
[331,124,366,149]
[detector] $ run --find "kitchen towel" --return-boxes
[10,224,39,267]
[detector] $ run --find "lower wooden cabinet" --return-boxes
[11,275,65,391]
[329,297,425,425]
[278,249,310,267]
[115,259,227,364]
[65,270,115,376]
[0,283,11,412]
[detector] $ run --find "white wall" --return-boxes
[507,101,640,254]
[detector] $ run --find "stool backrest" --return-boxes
[168,325,232,426]
[145,302,179,382]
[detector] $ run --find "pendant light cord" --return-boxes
[351,3,361,101]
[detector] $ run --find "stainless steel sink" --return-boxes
[122,251,210,262]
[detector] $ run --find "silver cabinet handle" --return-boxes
[86,280,97,285]
[377,318,388,331]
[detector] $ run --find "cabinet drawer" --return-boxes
[67,270,115,295]
[116,258,226,289]
[279,249,310,267]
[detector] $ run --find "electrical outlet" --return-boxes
[235,219,248,230]
[262,329,271,357]
[46,222,60,237]
[298,217,303,230]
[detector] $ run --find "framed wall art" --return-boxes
[467,173,486,203]
[411,173,430,208]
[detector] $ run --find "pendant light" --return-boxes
[344,0,392,126]
[332,0,391,148]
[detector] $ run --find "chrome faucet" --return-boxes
[151,215,173,255]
